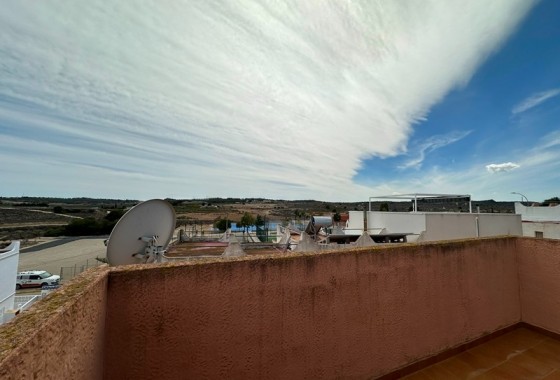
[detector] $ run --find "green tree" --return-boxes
[214,218,232,232]
[104,209,125,222]
[333,212,341,223]
[239,212,255,234]
[255,215,267,242]
[543,197,560,206]
[379,202,389,212]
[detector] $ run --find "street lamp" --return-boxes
[510,192,529,206]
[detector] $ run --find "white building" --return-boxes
[364,211,521,242]
[514,202,560,239]
[344,194,522,242]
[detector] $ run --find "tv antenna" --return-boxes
[106,199,176,266]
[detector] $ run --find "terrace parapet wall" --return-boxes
[104,237,521,379]
[517,237,560,335]
[0,265,108,380]
[1,237,559,379]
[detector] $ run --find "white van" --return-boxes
[16,271,60,290]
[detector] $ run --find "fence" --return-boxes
[59,258,103,281]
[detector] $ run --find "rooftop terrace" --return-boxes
[0,236,559,379]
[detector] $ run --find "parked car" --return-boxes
[16,271,60,290]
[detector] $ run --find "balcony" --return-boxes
[0,236,559,379]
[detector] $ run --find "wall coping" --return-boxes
[109,235,519,277]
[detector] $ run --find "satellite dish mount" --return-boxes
[133,235,166,263]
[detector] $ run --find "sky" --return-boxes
[1,0,559,202]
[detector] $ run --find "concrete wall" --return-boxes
[522,221,560,239]
[424,214,477,241]
[0,265,108,380]
[365,212,521,242]
[366,211,426,235]
[104,238,521,379]
[345,210,364,234]
[477,213,522,237]
[423,213,521,241]
[515,202,560,222]
[517,238,560,335]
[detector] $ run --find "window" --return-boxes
[39,272,53,279]
[535,231,544,239]
[30,275,40,280]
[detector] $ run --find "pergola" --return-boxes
[368,193,472,213]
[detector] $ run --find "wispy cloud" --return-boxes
[540,130,560,150]
[512,88,560,115]
[358,127,560,201]
[0,1,535,200]
[399,130,472,170]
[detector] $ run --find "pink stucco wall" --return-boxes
[517,238,560,334]
[0,265,108,380]
[104,238,521,379]
[4,237,559,379]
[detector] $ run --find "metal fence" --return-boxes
[59,258,102,281]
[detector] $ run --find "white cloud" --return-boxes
[512,88,560,115]
[399,130,472,170]
[0,1,536,200]
[486,162,521,173]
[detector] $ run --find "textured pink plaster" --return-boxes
[104,238,521,379]
[0,265,108,380]
[517,238,560,334]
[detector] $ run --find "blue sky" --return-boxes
[1,0,558,201]
[355,0,560,202]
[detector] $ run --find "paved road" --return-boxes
[20,236,106,253]
[18,238,107,277]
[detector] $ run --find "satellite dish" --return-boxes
[106,199,176,266]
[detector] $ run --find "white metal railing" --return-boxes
[14,295,40,311]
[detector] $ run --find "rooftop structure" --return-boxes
[368,193,473,213]
[0,236,559,378]
[515,202,560,223]
[515,202,560,239]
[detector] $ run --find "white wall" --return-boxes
[350,211,522,241]
[477,214,522,237]
[362,212,521,242]
[366,212,426,235]
[423,214,477,241]
[0,241,20,313]
[522,222,560,239]
[345,211,364,234]
[515,202,560,222]
[424,214,521,241]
